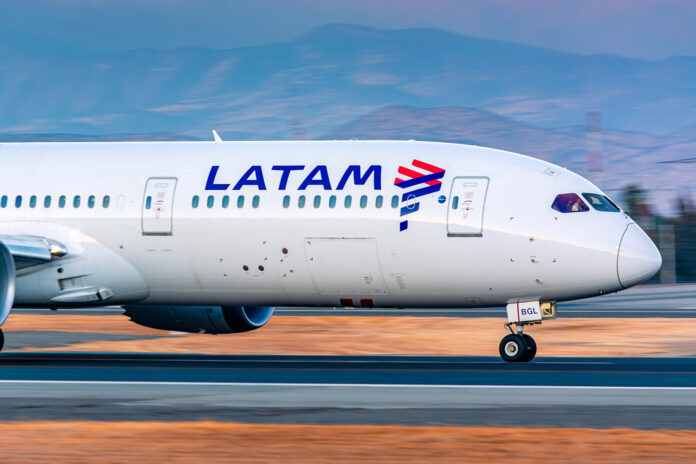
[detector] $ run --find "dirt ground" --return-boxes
[4,313,696,357]
[1,421,695,463]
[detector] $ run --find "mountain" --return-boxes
[0,24,695,139]
[325,105,587,166]
[0,133,200,142]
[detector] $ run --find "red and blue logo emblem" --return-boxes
[394,159,445,231]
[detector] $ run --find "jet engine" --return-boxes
[0,241,16,328]
[123,305,274,334]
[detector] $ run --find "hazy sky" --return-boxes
[1,0,694,59]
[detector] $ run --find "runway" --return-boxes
[3,285,695,429]
[1,353,695,428]
[2,353,696,386]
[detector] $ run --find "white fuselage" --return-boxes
[0,140,661,309]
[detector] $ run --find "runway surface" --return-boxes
[3,285,696,430]
[1,353,695,428]
[11,284,696,317]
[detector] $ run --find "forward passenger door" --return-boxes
[447,177,489,237]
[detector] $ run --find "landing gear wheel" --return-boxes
[499,334,528,362]
[0,329,4,352]
[521,334,537,362]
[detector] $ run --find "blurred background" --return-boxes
[1,0,695,281]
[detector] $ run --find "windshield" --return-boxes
[582,193,621,212]
[551,193,589,213]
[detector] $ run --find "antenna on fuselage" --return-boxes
[212,130,223,142]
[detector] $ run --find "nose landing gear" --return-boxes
[499,325,537,362]
[500,300,555,362]
[499,333,528,362]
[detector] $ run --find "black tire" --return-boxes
[522,334,537,361]
[499,334,528,362]
[0,329,4,352]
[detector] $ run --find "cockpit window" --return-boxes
[582,193,621,212]
[604,196,621,211]
[551,193,589,213]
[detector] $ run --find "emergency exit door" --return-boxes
[447,177,489,237]
[142,178,178,235]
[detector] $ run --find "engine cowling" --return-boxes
[0,241,16,327]
[122,305,274,334]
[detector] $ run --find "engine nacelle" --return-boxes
[0,241,16,327]
[122,305,274,334]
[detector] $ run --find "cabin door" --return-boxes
[447,177,489,237]
[142,178,178,235]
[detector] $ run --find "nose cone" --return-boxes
[617,224,662,288]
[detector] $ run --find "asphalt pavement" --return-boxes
[0,353,694,429]
[4,285,696,429]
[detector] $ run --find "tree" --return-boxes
[675,192,696,218]
[620,184,645,218]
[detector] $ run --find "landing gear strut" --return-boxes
[499,323,536,362]
[500,300,555,362]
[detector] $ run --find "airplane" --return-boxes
[0,137,662,362]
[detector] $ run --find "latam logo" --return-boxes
[205,165,381,191]
[394,159,445,231]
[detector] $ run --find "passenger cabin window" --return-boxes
[298,195,306,208]
[283,195,290,208]
[451,196,459,210]
[582,193,621,212]
[29,195,37,208]
[145,196,152,209]
[44,196,51,208]
[192,195,200,208]
[252,195,260,208]
[313,195,321,208]
[360,195,368,208]
[222,195,230,208]
[552,193,589,213]
[103,196,110,208]
[391,195,398,208]
[15,196,22,208]
[329,195,337,208]
[59,196,66,208]
[207,195,214,208]
[375,195,383,208]
[237,196,245,208]
[344,195,352,208]
[73,196,81,208]
[88,195,96,208]
[0,196,6,208]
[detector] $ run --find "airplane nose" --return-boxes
[617,224,662,288]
